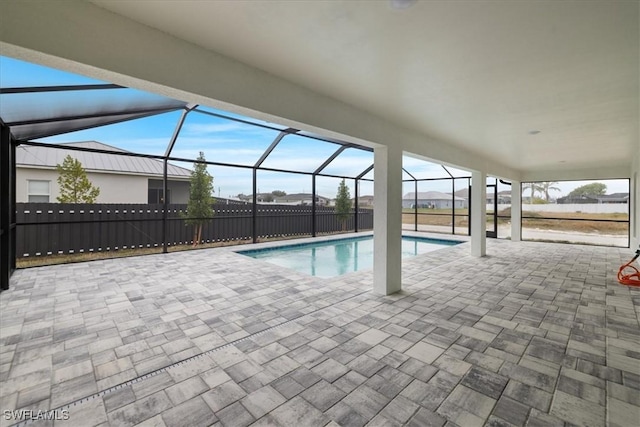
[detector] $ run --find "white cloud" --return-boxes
[171,147,265,163]
[182,122,247,135]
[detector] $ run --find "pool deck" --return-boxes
[1,234,639,426]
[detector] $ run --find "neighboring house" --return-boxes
[243,193,275,203]
[557,195,598,204]
[487,190,511,205]
[402,191,467,209]
[273,193,330,206]
[354,195,374,207]
[235,193,331,205]
[596,193,629,204]
[456,187,511,205]
[16,141,192,204]
[557,193,629,204]
[454,188,469,199]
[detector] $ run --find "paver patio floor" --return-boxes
[1,236,639,426]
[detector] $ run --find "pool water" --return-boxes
[239,235,460,278]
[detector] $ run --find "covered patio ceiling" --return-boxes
[1,1,637,181]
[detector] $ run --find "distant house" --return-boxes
[235,193,330,205]
[487,190,512,205]
[273,193,330,206]
[236,193,271,203]
[557,193,629,204]
[456,187,511,204]
[557,195,598,204]
[402,191,467,209]
[596,193,629,204]
[453,188,468,199]
[253,193,279,203]
[354,195,374,207]
[16,141,192,204]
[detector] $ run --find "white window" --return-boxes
[27,180,50,203]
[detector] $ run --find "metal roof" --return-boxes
[16,141,191,178]
[597,193,629,200]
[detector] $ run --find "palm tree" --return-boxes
[539,181,561,202]
[522,182,542,202]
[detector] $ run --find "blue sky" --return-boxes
[1,56,629,199]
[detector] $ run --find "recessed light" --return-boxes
[528,130,541,135]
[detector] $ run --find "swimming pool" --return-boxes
[238,235,461,278]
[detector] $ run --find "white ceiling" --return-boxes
[1,1,637,180]
[88,0,639,178]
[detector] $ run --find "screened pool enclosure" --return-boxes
[0,61,479,289]
[1,58,630,290]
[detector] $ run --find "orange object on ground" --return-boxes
[618,248,640,287]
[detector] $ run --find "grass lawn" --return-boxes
[403,208,629,235]
[402,208,469,227]
[520,211,628,234]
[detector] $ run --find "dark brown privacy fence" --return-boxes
[16,202,373,257]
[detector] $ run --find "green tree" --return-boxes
[55,155,100,203]
[335,179,351,231]
[539,181,561,202]
[185,152,214,246]
[271,190,286,197]
[568,182,607,198]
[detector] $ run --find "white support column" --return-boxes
[511,180,522,242]
[471,171,487,257]
[373,145,403,295]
